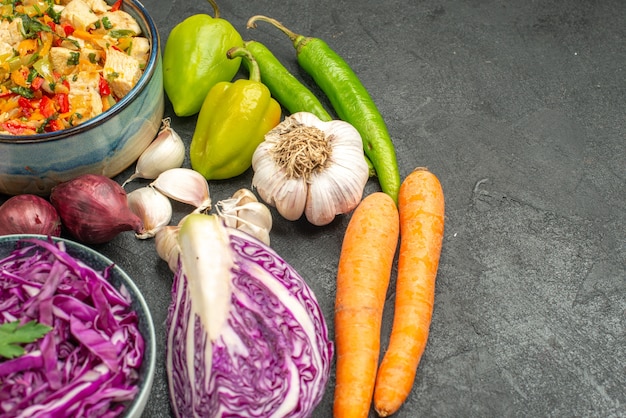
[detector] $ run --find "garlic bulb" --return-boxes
[127,186,173,239]
[151,168,211,213]
[251,112,369,226]
[216,188,273,245]
[122,118,185,187]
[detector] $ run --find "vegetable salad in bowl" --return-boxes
[0,0,149,135]
[0,0,163,196]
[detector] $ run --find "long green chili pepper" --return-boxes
[243,39,376,177]
[247,15,401,203]
[243,40,333,122]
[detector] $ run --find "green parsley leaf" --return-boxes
[37,115,58,133]
[67,51,80,66]
[16,13,52,39]
[101,16,112,30]
[46,4,61,24]
[0,320,52,359]
[10,85,34,99]
[108,29,135,39]
[64,38,81,50]
[26,67,38,83]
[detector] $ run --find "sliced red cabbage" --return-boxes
[0,238,144,418]
[166,214,333,418]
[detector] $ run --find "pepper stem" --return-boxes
[227,47,261,82]
[246,15,306,49]
[207,0,220,19]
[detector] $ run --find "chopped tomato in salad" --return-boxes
[0,0,150,135]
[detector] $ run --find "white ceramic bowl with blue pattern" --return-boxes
[0,0,164,196]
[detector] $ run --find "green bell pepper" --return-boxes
[190,46,282,180]
[162,0,243,117]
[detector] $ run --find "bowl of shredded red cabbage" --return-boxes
[0,235,155,418]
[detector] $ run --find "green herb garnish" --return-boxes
[16,13,52,39]
[63,37,80,49]
[46,4,61,23]
[26,67,38,83]
[10,85,34,98]
[108,29,135,39]
[67,51,80,66]
[0,320,52,359]
[101,16,112,30]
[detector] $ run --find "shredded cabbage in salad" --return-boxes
[0,237,144,418]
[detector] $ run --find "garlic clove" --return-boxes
[252,151,307,221]
[231,188,258,205]
[215,194,240,217]
[235,201,273,232]
[215,203,239,229]
[215,191,272,237]
[271,177,308,222]
[304,132,369,225]
[214,187,273,245]
[237,222,270,246]
[123,118,185,187]
[151,168,211,213]
[215,188,259,216]
[304,160,367,226]
[155,225,180,272]
[304,175,338,226]
[127,186,173,239]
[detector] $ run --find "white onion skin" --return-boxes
[0,194,62,236]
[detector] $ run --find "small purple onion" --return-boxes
[0,194,62,236]
[50,174,144,244]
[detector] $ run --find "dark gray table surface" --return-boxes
[4,0,626,416]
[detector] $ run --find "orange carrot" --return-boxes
[334,192,399,418]
[374,167,445,417]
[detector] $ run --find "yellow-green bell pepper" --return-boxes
[162,0,243,117]
[190,46,281,180]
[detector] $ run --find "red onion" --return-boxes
[50,174,145,244]
[0,194,62,236]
